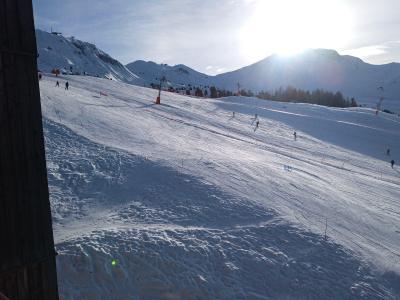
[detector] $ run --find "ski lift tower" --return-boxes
[0,0,59,299]
[155,64,168,105]
[156,75,166,105]
[376,86,385,115]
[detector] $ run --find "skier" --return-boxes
[387,148,391,156]
[391,160,395,168]
[232,112,235,118]
[55,81,59,87]
[294,131,297,141]
[254,120,259,132]
[65,81,69,90]
[252,114,258,125]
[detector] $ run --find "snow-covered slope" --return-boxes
[214,49,400,112]
[39,75,400,299]
[126,60,213,88]
[36,30,142,84]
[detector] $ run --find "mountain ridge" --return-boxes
[35,30,400,112]
[127,48,400,112]
[126,60,212,88]
[36,29,142,84]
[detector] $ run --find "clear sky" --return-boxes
[33,0,400,75]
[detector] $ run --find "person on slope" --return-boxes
[55,81,59,87]
[294,131,297,141]
[391,160,395,168]
[65,81,69,90]
[254,120,260,132]
[252,114,258,125]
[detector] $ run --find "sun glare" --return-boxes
[240,0,353,62]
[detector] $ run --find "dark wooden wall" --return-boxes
[0,0,59,299]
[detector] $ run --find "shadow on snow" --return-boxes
[43,119,399,300]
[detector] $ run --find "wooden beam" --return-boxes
[0,0,59,299]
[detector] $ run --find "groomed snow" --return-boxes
[39,75,400,299]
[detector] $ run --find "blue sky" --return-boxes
[33,0,400,75]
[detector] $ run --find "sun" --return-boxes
[239,0,353,62]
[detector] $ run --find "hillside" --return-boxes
[36,30,142,84]
[39,75,400,299]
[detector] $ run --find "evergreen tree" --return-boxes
[195,87,204,97]
[256,87,356,108]
[350,97,358,107]
[210,86,218,98]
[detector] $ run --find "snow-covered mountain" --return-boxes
[126,60,213,88]
[39,74,399,299]
[35,29,400,112]
[36,30,142,84]
[214,49,400,112]
[127,50,400,112]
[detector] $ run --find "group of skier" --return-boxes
[233,111,396,170]
[55,80,69,90]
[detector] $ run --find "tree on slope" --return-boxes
[210,86,218,98]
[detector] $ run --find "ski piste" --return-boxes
[39,74,400,299]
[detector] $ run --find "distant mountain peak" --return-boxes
[36,29,142,83]
[126,60,211,87]
[307,48,340,56]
